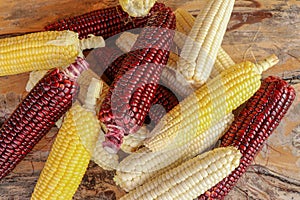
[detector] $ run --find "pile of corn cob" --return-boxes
[0,0,297,199]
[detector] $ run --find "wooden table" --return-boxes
[0,0,299,199]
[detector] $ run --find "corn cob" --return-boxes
[175,2,235,85]
[31,103,100,200]
[0,31,103,76]
[119,0,157,17]
[115,114,233,191]
[115,31,192,99]
[198,76,296,199]
[45,3,165,39]
[0,57,88,180]
[120,146,241,200]
[98,51,180,126]
[99,6,176,153]
[113,31,192,100]
[211,47,235,78]
[121,125,149,153]
[144,55,279,152]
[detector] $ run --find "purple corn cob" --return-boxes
[98,6,176,153]
[198,76,296,199]
[45,3,165,39]
[0,57,88,180]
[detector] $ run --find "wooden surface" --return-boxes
[0,0,300,199]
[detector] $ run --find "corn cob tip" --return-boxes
[255,54,279,74]
[64,57,89,79]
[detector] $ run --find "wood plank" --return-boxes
[0,0,299,199]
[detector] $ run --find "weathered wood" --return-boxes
[0,0,299,199]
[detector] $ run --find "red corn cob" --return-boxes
[198,76,296,200]
[98,6,176,153]
[0,57,88,180]
[45,3,165,39]
[92,46,179,129]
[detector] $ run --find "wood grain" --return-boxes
[0,0,300,199]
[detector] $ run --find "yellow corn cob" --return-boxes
[176,1,235,86]
[121,125,150,153]
[120,146,241,200]
[144,55,279,152]
[115,114,234,191]
[119,0,157,17]
[31,103,100,200]
[0,31,104,76]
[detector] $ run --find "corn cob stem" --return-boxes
[174,6,235,82]
[144,55,278,152]
[198,76,296,199]
[31,103,100,200]
[0,31,103,76]
[45,3,165,39]
[0,57,88,180]
[120,147,242,200]
[115,114,234,191]
[119,0,157,17]
[99,6,176,153]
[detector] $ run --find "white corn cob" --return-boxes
[177,0,235,86]
[119,0,157,17]
[175,8,235,79]
[120,146,242,200]
[115,114,234,192]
